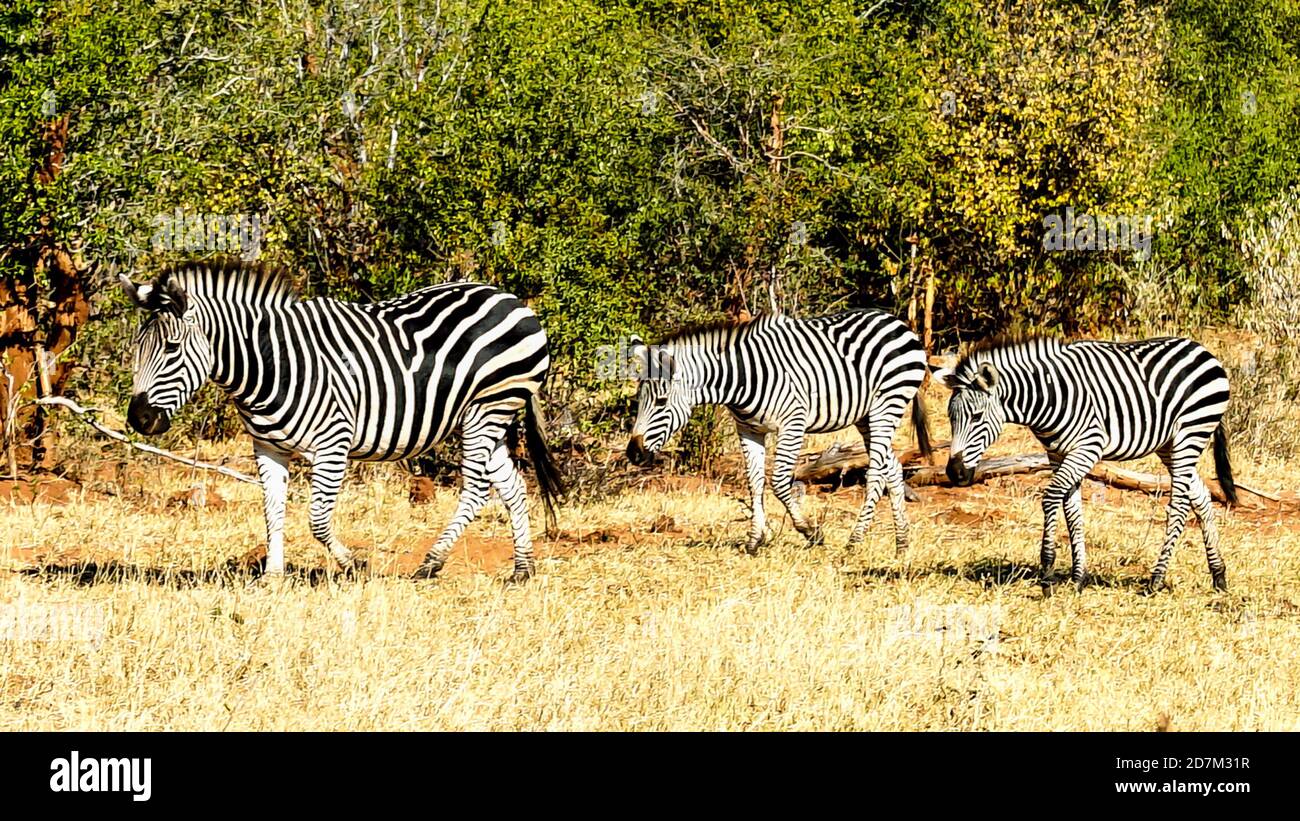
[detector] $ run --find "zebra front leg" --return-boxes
[254,444,290,576]
[737,426,770,553]
[307,446,357,571]
[1188,473,1228,592]
[1040,449,1097,596]
[486,441,536,582]
[771,422,821,546]
[1062,481,1088,591]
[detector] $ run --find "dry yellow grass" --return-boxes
[1,388,1298,731]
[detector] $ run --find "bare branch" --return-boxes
[35,396,260,486]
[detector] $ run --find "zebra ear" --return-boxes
[118,272,153,309]
[627,335,649,379]
[156,277,189,319]
[975,362,1000,391]
[931,367,958,389]
[652,346,676,381]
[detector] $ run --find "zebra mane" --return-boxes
[154,257,301,306]
[955,332,1065,373]
[658,313,768,345]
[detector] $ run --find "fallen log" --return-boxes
[905,454,1051,486]
[1086,462,1277,508]
[796,440,950,483]
[796,440,1285,508]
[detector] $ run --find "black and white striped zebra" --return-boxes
[934,335,1236,593]
[625,310,932,553]
[118,259,564,582]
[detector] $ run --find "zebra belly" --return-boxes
[731,390,871,435]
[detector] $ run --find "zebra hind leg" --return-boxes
[845,450,886,552]
[884,451,910,555]
[413,413,504,580]
[1188,474,1228,592]
[485,441,537,583]
[1158,442,1226,592]
[846,416,907,555]
[308,444,359,573]
[770,423,821,546]
[1062,481,1088,591]
[1148,462,1195,594]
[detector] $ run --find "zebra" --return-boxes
[933,334,1236,594]
[118,259,564,582]
[625,310,932,554]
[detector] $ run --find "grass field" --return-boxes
[2,385,1298,731]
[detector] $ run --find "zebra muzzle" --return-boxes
[946,454,976,487]
[128,393,171,436]
[626,435,654,467]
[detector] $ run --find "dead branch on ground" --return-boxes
[35,396,260,486]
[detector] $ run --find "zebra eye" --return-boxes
[164,339,182,354]
[653,395,669,408]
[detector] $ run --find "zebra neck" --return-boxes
[989,354,1068,433]
[668,337,747,407]
[195,301,291,407]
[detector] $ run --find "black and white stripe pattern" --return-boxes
[120,260,563,581]
[626,310,931,553]
[935,335,1236,593]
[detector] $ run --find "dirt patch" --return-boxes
[381,526,641,577]
[932,508,987,527]
[647,515,680,534]
[167,485,228,510]
[630,473,738,494]
[0,476,81,505]
[1231,504,1300,534]
[409,477,440,505]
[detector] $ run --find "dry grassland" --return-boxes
[1,383,1297,731]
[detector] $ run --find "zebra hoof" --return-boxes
[411,559,444,581]
[803,528,825,548]
[1211,572,1228,593]
[506,566,535,586]
[248,571,287,588]
[1143,576,1169,596]
[1073,576,1089,593]
[1039,579,1054,599]
[336,558,368,579]
[744,535,768,555]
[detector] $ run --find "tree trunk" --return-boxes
[0,114,92,473]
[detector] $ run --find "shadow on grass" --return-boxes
[15,558,351,589]
[843,557,1152,593]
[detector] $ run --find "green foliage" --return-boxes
[3,0,1298,433]
[1157,0,1300,308]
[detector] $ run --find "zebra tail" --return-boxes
[1213,421,1238,506]
[911,391,933,462]
[524,393,566,533]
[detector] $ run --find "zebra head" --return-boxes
[935,361,1006,487]
[626,336,693,466]
[119,272,212,436]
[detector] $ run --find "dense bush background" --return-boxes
[2,0,1298,448]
